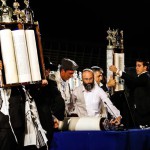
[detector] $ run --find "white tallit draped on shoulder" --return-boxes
[23,86,48,149]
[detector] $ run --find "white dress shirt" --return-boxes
[72,83,121,118]
[54,71,72,115]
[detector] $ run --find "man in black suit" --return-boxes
[109,58,150,128]
[26,56,65,150]
[0,60,26,150]
[0,85,26,150]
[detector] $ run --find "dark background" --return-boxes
[6,0,150,71]
[31,0,150,48]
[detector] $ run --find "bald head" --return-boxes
[82,69,94,83]
[82,69,94,91]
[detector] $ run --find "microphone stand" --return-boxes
[104,101,125,131]
[104,101,117,119]
[123,88,136,128]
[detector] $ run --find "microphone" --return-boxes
[103,101,125,131]
[103,101,117,118]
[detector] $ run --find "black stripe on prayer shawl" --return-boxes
[36,130,46,147]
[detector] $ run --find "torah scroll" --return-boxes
[58,117,110,131]
[114,53,125,91]
[0,29,41,85]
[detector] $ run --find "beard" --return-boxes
[83,82,95,91]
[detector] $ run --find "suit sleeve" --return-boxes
[50,81,65,121]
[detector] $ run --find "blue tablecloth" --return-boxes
[50,129,150,150]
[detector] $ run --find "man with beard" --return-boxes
[71,68,121,125]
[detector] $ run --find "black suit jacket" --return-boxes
[28,79,65,142]
[121,71,150,126]
[0,86,25,129]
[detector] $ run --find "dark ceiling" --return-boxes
[5,0,150,67]
[7,0,150,49]
[32,0,150,51]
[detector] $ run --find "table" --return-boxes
[50,129,150,150]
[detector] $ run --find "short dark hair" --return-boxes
[136,57,150,71]
[60,58,78,71]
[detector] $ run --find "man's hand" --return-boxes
[109,65,117,73]
[0,60,3,70]
[54,118,59,129]
[107,75,116,88]
[41,79,48,86]
[110,116,122,125]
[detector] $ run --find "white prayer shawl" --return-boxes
[0,88,11,115]
[23,87,48,149]
[54,71,72,114]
